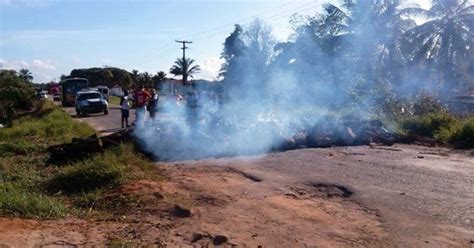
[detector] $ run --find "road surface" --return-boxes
[62,102,136,134]
[62,102,474,247]
[182,145,473,247]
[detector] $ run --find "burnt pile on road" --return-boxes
[279,119,395,151]
[134,112,397,161]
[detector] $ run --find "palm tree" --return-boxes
[400,0,474,92]
[169,58,201,84]
[139,72,152,88]
[155,71,166,82]
[153,71,167,90]
[19,68,33,82]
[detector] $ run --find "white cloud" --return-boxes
[199,57,224,80]
[19,60,29,67]
[32,59,56,70]
[0,58,56,83]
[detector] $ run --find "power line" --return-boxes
[131,1,321,69]
[191,1,320,41]
[190,1,320,41]
[179,1,299,40]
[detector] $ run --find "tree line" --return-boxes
[218,0,474,117]
[58,57,201,91]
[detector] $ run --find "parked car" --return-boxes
[75,90,108,117]
[36,91,48,100]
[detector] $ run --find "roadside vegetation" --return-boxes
[399,112,474,148]
[0,70,35,124]
[108,95,121,106]
[0,73,159,219]
[395,95,474,148]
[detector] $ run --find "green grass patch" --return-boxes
[0,140,40,157]
[48,144,155,195]
[0,101,95,145]
[108,95,121,106]
[0,100,162,219]
[107,239,138,248]
[0,189,66,219]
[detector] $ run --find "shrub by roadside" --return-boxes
[399,111,474,148]
[0,70,36,124]
[450,117,474,148]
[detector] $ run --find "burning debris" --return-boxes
[133,97,397,162]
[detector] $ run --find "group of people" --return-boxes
[120,85,159,128]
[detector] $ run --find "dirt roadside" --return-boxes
[0,165,392,247]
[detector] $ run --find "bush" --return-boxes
[412,93,447,115]
[0,70,36,123]
[450,118,474,148]
[400,111,458,140]
[399,111,474,148]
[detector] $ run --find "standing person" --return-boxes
[148,89,159,118]
[134,85,151,123]
[120,90,131,128]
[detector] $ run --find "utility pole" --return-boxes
[175,40,192,85]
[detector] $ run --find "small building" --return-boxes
[159,79,187,96]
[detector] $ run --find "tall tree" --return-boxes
[18,68,33,82]
[138,72,153,88]
[219,24,245,79]
[401,0,474,93]
[169,58,201,84]
[153,71,167,90]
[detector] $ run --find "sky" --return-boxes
[0,0,434,83]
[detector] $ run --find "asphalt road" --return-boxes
[61,99,474,247]
[189,145,474,247]
[62,102,136,133]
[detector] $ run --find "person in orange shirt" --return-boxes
[134,85,151,124]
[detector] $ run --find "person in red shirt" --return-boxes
[134,85,151,124]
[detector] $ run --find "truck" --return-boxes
[60,78,89,106]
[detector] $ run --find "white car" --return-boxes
[36,91,47,99]
[75,91,108,117]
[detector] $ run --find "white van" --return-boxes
[96,86,110,100]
